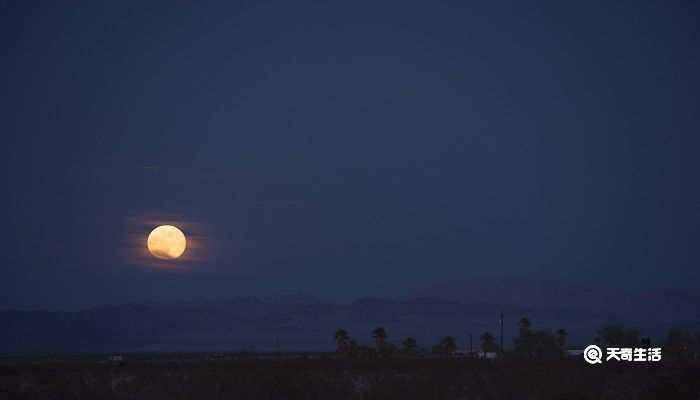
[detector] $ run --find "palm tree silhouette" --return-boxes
[519,317,532,333]
[480,331,495,354]
[440,336,457,355]
[402,337,417,356]
[372,327,387,350]
[334,329,349,355]
[556,328,568,347]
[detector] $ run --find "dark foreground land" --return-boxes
[1,355,699,400]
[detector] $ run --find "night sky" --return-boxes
[2,1,699,310]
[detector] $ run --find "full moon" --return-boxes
[147,225,186,260]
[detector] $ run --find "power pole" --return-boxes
[470,333,473,353]
[499,313,504,351]
[276,338,280,358]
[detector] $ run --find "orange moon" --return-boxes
[147,225,186,260]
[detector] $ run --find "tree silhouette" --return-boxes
[556,329,568,347]
[401,337,417,356]
[598,325,640,347]
[372,327,387,350]
[333,329,349,355]
[663,328,693,360]
[440,336,457,355]
[480,331,495,354]
[519,317,532,333]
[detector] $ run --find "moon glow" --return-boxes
[147,225,186,260]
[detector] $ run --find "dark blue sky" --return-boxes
[1,1,699,310]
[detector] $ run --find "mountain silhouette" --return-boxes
[3,285,692,353]
[402,276,700,323]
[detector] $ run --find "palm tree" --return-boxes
[440,336,457,355]
[556,328,568,347]
[480,331,495,354]
[519,317,532,333]
[372,327,387,350]
[402,337,417,356]
[334,329,349,355]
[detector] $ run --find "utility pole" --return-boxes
[276,338,280,358]
[470,333,473,353]
[499,313,504,351]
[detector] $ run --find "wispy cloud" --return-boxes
[117,211,219,270]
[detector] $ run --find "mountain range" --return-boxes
[1,277,697,353]
[403,276,700,323]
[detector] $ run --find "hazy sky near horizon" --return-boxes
[1,0,699,310]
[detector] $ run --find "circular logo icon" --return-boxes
[584,345,603,364]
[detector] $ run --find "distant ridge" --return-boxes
[402,276,700,323]
[1,288,693,354]
[264,293,334,306]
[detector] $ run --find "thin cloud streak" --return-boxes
[117,211,220,270]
